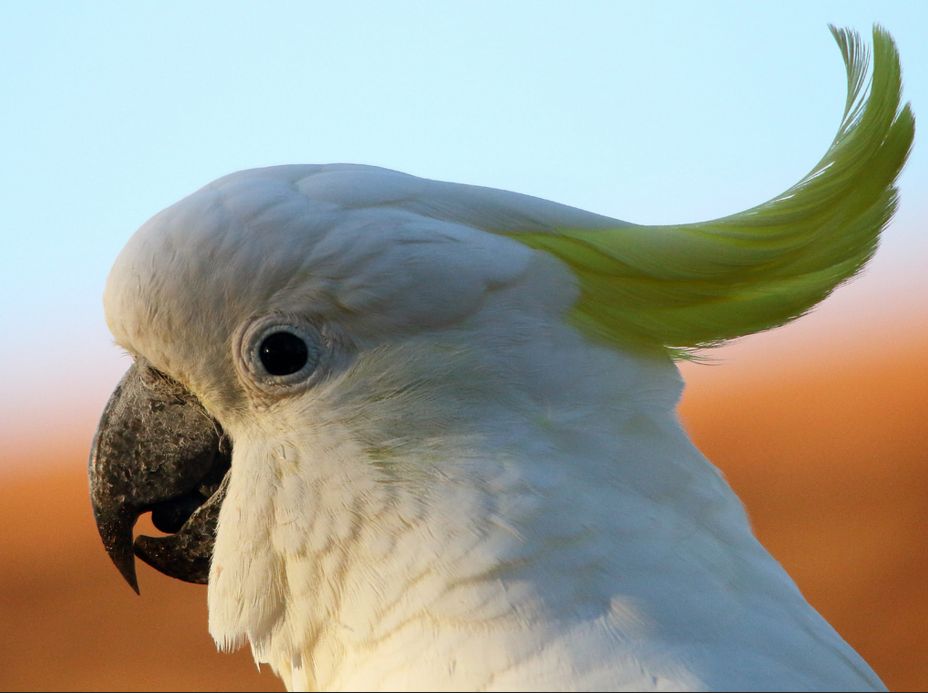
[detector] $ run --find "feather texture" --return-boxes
[97,26,908,692]
[511,26,914,355]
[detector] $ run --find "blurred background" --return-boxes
[1,2,925,690]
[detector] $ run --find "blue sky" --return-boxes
[1,2,925,469]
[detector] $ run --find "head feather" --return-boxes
[506,26,914,357]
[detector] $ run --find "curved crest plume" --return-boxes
[510,26,914,357]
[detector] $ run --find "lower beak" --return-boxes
[88,362,231,592]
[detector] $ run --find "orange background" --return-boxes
[1,330,925,692]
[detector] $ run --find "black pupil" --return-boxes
[259,331,309,376]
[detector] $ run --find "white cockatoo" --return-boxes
[90,27,912,691]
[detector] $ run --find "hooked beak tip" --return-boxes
[123,565,141,596]
[90,502,141,594]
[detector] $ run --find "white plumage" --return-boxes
[97,26,913,692]
[105,165,881,691]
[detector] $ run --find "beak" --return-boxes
[88,362,231,592]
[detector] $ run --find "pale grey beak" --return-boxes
[88,362,231,592]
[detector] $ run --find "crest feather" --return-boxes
[510,26,914,357]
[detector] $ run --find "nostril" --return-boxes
[151,492,205,534]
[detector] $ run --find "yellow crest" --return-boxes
[508,27,914,357]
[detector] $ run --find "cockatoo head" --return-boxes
[89,26,911,689]
[90,163,680,589]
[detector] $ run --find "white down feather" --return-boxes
[104,165,885,692]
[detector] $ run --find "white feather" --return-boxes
[105,165,885,691]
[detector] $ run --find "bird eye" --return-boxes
[259,331,309,376]
[236,317,326,392]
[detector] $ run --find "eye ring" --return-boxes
[237,316,324,392]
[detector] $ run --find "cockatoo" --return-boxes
[90,26,912,692]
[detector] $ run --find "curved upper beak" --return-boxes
[88,362,231,592]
